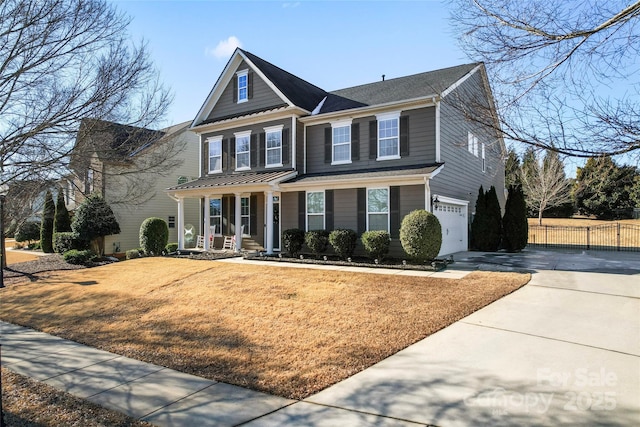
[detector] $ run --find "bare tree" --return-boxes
[520,150,572,225]
[0,0,172,187]
[451,0,640,158]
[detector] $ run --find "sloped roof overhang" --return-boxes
[166,169,298,197]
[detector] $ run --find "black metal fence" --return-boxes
[528,223,640,252]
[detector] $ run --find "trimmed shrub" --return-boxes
[165,243,179,254]
[15,221,40,243]
[282,228,305,257]
[305,229,329,257]
[361,230,391,260]
[502,185,528,252]
[40,190,55,253]
[63,249,96,265]
[53,232,88,254]
[139,217,169,256]
[53,189,72,233]
[400,210,442,262]
[471,185,502,251]
[71,194,120,255]
[329,229,357,260]
[126,248,144,260]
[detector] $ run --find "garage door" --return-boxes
[433,201,468,256]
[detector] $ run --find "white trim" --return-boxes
[264,125,284,168]
[198,137,202,178]
[376,112,401,161]
[366,187,390,233]
[240,196,251,237]
[441,64,482,98]
[234,130,252,170]
[482,143,486,172]
[291,116,297,169]
[434,195,469,206]
[435,99,441,162]
[208,196,223,237]
[236,69,249,103]
[305,190,325,231]
[331,120,352,165]
[207,136,223,174]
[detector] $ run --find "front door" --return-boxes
[273,196,280,251]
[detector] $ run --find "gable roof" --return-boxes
[323,63,481,113]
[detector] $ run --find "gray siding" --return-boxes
[400,185,425,217]
[333,189,358,230]
[431,72,505,219]
[296,118,304,172]
[305,106,436,174]
[281,191,299,232]
[207,61,285,122]
[200,118,293,176]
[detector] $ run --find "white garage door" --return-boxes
[434,201,468,256]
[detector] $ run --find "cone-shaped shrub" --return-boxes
[40,190,55,253]
[502,185,528,252]
[54,189,72,233]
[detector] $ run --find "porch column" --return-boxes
[235,193,242,252]
[425,178,432,212]
[265,190,274,254]
[203,195,210,250]
[177,196,185,250]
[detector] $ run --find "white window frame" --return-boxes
[481,143,486,172]
[87,169,94,193]
[264,125,283,168]
[306,191,325,231]
[234,130,251,171]
[366,187,390,232]
[240,196,250,236]
[207,136,223,173]
[236,69,248,103]
[468,132,478,157]
[376,112,401,161]
[209,197,222,236]
[331,119,352,165]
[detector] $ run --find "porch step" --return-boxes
[240,238,264,252]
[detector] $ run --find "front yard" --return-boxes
[0,258,530,399]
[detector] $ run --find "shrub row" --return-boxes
[283,228,390,260]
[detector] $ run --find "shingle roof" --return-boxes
[240,49,328,112]
[322,63,480,113]
[282,164,443,185]
[167,169,297,191]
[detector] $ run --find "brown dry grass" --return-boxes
[5,249,41,265]
[1,368,152,427]
[528,218,640,247]
[528,218,639,227]
[0,258,530,399]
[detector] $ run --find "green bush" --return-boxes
[361,230,391,260]
[502,185,528,252]
[139,217,169,256]
[71,194,120,255]
[329,229,357,260]
[15,221,40,243]
[400,210,442,262]
[282,228,305,257]
[126,248,144,260]
[54,189,72,233]
[165,243,179,254]
[305,229,329,257]
[63,249,96,265]
[53,232,88,254]
[40,190,55,253]
[471,185,502,251]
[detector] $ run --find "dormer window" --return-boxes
[236,70,248,103]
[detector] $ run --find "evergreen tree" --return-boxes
[40,190,55,253]
[71,194,120,255]
[504,148,521,188]
[470,186,486,250]
[502,185,528,252]
[484,186,502,251]
[54,189,72,233]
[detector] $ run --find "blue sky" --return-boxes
[112,0,464,125]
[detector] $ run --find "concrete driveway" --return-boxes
[247,249,640,426]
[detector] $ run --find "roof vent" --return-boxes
[382,74,385,82]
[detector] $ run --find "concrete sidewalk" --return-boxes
[2,249,639,426]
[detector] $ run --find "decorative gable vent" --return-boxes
[177,176,188,185]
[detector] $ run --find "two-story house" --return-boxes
[69,118,200,254]
[167,49,505,256]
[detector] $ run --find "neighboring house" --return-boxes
[68,119,200,254]
[167,49,505,256]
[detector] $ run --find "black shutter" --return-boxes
[357,188,366,235]
[351,123,360,161]
[248,72,254,99]
[298,191,306,230]
[250,195,257,236]
[222,139,228,172]
[325,190,334,231]
[229,138,236,171]
[324,127,332,163]
[250,134,257,168]
[390,186,400,238]
[282,128,290,165]
[400,116,410,156]
[232,77,238,103]
[369,121,377,159]
[259,132,265,168]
